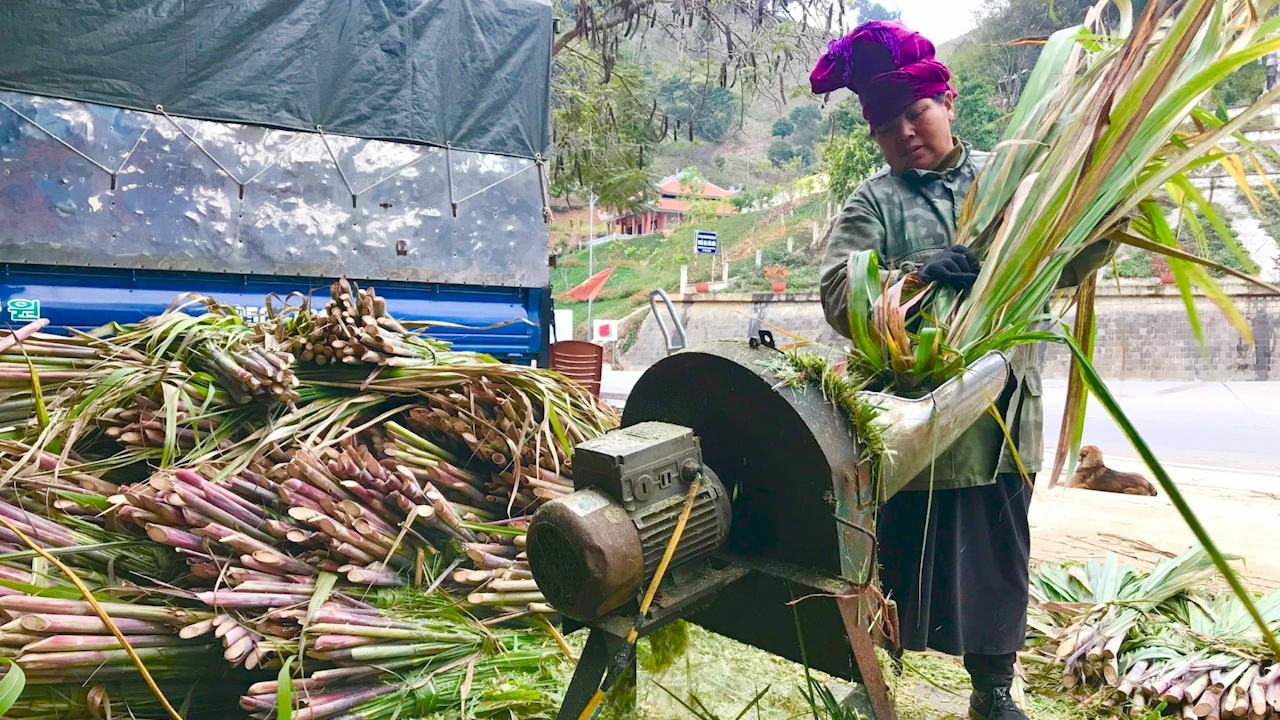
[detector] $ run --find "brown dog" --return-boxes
[1067,445,1159,496]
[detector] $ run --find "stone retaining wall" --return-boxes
[619,281,1280,381]
[1040,281,1280,381]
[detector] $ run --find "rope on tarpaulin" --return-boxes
[316,124,438,207]
[536,155,553,225]
[441,142,545,219]
[158,104,310,200]
[0,97,151,190]
[4,93,551,224]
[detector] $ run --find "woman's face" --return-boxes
[872,93,956,174]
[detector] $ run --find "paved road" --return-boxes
[1040,379,1280,473]
[605,370,1280,473]
[1027,474,1280,591]
[599,370,643,409]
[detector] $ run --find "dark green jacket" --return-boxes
[818,141,1113,491]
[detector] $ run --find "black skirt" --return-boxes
[875,472,1034,657]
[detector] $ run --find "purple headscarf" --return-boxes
[810,20,956,128]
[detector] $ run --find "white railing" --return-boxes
[586,232,635,246]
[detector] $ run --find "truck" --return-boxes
[0,0,556,364]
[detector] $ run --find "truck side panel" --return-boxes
[0,90,549,289]
[0,265,549,363]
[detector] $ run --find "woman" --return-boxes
[811,21,1112,720]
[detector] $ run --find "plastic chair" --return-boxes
[550,340,604,397]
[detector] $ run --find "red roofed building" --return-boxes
[610,171,739,236]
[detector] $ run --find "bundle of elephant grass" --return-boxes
[292,277,454,368]
[0,280,617,719]
[827,0,1280,655]
[103,297,303,405]
[0,455,245,719]
[1028,551,1280,720]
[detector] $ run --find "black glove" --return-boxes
[915,245,980,291]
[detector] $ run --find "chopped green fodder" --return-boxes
[1021,656,1123,720]
[558,624,856,719]
[768,350,886,464]
[894,653,1105,720]
[642,619,692,674]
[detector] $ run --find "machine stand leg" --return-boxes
[555,629,634,720]
[837,597,898,720]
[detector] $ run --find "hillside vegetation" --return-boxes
[551,197,830,338]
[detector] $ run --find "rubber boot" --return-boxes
[965,653,1029,720]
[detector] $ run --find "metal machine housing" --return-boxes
[527,422,732,622]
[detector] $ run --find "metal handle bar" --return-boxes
[648,289,687,356]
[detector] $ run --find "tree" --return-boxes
[772,118,796,138]
[970,0,1154,108]
[821,132,882,202]
[794,144,817,168]
[820,99,883,202]
[789,105,822,134]
[547,0,903,204]
[768,140,797,168]
[657,76,739,143]
[1213,60,1265,107]
[729,187,758,211]
[785,104,825,160]
[686,198,720,226]
[714,155,726,172]
[555,1,851,107]
[948,48,1009,151]
[675,166,708,195]
[972,0,1099,106]
[549,50,656,212]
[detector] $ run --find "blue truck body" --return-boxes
[0,265,549,363]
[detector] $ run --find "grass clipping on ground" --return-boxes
[557,623,848,720]
[551,622,1098,720]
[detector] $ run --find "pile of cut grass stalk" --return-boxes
[1029,551,1280,720]
[0,278,617,718]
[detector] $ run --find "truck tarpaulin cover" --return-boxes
[0,0,552,160]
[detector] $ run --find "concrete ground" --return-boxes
[1027,459,1280,591]
[600,370,643,406]
[1040,378,1280,473]
[601,370,1280,590]
[1036,379,1280,590]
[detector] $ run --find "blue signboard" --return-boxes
[695,231,718,254]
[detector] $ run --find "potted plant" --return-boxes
[764,263,789,293]
[1151,255,1174,285]
[694,281,710,293]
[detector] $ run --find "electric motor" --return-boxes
[526,421,732,622]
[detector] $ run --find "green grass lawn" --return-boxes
[550,211,762,338]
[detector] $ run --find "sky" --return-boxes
[889,0,988,45]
